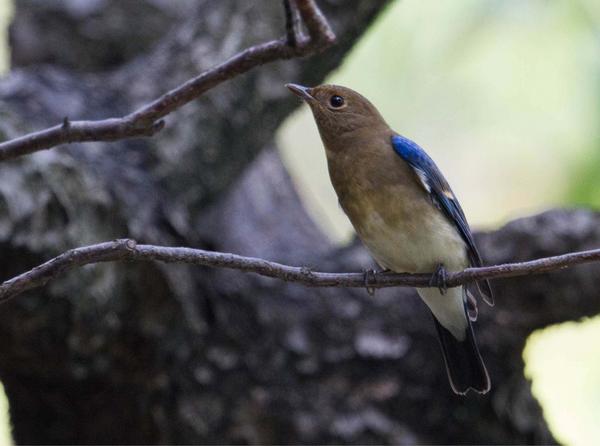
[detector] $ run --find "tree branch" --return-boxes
[295,0,335,44]
[0,0,336,162]
[2,238,599,304]
[284,0,304,47]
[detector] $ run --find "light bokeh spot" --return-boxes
[525,319,600,446]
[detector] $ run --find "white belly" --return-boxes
[357,209,468,274]
[355,209,470,339]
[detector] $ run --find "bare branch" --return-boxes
[295,0,336,44]
[0,0,336,162]
[2,239,600,304]
[284,0,304,47]
[0,119,167,161]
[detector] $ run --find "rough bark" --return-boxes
[0,0,597,444]
[9,0,197,70]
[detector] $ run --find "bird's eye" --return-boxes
[329,95,345,108]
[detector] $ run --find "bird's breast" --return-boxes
[328,148,467,273]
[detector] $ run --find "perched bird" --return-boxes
[286,83,493,395]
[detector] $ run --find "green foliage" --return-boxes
[567,151,600,209]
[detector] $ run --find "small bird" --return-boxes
[286,83,493,395]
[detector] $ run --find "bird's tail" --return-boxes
[432,312,490,395]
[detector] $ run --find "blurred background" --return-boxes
[1,0,599,444]
[0,3,12,446]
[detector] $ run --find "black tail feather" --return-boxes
[432,313,490,395]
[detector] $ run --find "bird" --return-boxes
[286,83,494,395]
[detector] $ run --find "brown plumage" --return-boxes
[287,83,491,395]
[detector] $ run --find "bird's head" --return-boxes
[285,83,389,146]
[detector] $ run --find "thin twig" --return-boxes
[295,0,335,43]
[0,0,336,162]
[1,239,599,304]
[284,0,303,47]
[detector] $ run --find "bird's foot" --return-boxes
[363,269,377,296]
[429,263,448,295]
[363,268,389,296]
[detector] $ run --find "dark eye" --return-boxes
[329,95,345,108]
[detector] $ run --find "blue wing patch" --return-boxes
[391,134,493,305]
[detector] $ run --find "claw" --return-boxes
[429,263,448,295]
[362,268,392,296]
[363,269,377,296]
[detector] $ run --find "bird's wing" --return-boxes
[391,134,493,306]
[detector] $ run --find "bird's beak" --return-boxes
[285,83,314,101]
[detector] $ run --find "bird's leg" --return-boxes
[363,268,390,296]
[363,268,377,296]
[429,263,448,295]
